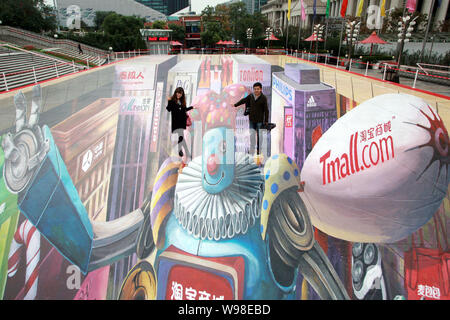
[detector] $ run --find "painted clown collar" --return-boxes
[174,153,264,241]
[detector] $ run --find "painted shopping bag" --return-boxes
[404,215,449,300]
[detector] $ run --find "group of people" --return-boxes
[166,82,269,160]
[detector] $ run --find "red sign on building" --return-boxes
[148,36,169,41]
[285,114,293,128]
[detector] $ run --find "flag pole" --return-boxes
[286,20,290,52]
[337,19,344,66]
[419,0,435,61]
[286,0,292,53]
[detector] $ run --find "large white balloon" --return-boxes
[300,93,450,243]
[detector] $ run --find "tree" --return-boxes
[63,12,147,51]
[150,20,167,29]
[0,0,56,32]
[94,11,115,30]
[214,4,232,36]
[200,5,231,47]
[168,23,185,42]
[200,2,268,47]
[201,21,226,47]
[234,11,269,46]
[228,2,247,41]
[101,13,146,51]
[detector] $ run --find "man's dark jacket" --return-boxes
[234,94,269,123]
[166,99,193,132]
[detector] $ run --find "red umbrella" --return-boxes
[216,40,224,45]
[360,31,388,55]
[360,31,388,44]
[264,34,279,41]
[222,40,235,45]
[170,41,183,46]
[304,33,324,42]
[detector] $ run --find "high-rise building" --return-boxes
[168,0,190,15]
[136,0,189,16]
[242,0,268,13]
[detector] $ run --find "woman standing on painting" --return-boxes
[166,87,193,159]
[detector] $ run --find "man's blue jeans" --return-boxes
[249,121,263,155]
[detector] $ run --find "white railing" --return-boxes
[0,26,108,56]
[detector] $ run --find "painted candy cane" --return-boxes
[7,219,41,300]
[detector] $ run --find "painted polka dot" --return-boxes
[287,157,293,164]
[260,224,264,234]
[263,200,268,210]
[272,154,279,160]
[271,183,279,194]
[294,169,299,177]
[283,171,290,180]
[265,170,271,180]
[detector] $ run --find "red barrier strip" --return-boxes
[1,49,449,100]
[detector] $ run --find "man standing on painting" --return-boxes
[234,82,269,155]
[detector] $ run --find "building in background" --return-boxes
[178,15,203,48]
[261,0,326,32]
[171,0,233,15]
[136,0,167,15]
[242,0,269,13]
[54,0,166,28]
[261,0,449,32]
[326,0,449,30]
[136,0,189,16]
[140,29,172,54]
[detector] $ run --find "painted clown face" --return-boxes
[202,127,235,194]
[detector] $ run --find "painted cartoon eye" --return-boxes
[435,127,449,157]
[218,140,227,155]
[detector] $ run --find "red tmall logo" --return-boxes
[320,131,395,185]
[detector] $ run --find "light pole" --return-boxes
[345,20,360,70]
[53,0,61,33]
[313,24,324,57]
[108,46,113,62]
[337,19,344,66]
[246,28,253,54]
[297,16,304,53]
[266,27,273,53]
[396,14,417,80]
[420,0,435,62]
